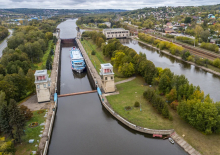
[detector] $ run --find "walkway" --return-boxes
[115,76,136,85]
[20,95,50,111]
[38,39,60,153]
[171,132,201,155]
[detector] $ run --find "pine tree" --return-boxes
[162,103,170,118]
[0,103,14,139]
[8,99,25,143]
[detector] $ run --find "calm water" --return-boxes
[48,19,187,155]
[121,39,220,102]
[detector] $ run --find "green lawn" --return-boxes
[107,76,173,130]
[80,38,128,82]
[107,76,220,155]
[15,110,46,155]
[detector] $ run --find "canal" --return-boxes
[48,19,187,155]
[121,39,220,102]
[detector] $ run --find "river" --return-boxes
[121,39,220,102]
[0,29,13,57]
[48,19,187,155]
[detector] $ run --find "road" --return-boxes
[0,29,13,57]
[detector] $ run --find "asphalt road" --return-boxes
[0,29,13,57]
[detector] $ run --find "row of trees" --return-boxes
[139,33,220,69]
[143,88,171,119]
[200,42,219,53]
[82,31,106,48]
[0,26,9,41]
[176,36,198,46]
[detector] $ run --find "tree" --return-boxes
[184,17,191,23]
[97,37,104,47]
[166,88,177,103]
[0,92,14,139]
[45,32,53,41]
[26,69,35,92]
[201,30,210,42]
[118,62,135,77]
[8,99,25,143]
[20,105,33,121]
[162,103,170,118]
[195,25,203,39]
[0,64,6,76]
[0,137,15,154]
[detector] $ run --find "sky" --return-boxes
[0,0,219,10]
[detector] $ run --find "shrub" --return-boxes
[134,101,140,107]
[200,42,219,52]
[213,58,220,68]
[187,55,194,62]
[91,50,96,55]
[124,106,132,111]
[20,105,33,121]
[170,100,179,110]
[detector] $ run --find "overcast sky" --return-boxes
[0,0,219,10]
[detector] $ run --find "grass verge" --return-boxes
[106,76,173,129]
[80,38,128,82]
[15,110,46,155]
[107,76,220,155]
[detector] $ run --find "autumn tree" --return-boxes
[195,25,204,39]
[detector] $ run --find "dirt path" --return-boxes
[115,76,136,85]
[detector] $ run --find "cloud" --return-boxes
[0,0,219,10]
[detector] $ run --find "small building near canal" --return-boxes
[34,70,51,103]
[100,63,115,93]
[103,28,130,39]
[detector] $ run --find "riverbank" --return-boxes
[106,76,220,155]
[135,38,220,77]
[76,36,204,155]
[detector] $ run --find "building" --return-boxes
[103,28,130,39]
[99,63,115,93]
[104,22,111,28]
[34,70,51,102]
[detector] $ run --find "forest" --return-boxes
[0,19,59,153]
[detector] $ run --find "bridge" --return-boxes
[58,90,97,97]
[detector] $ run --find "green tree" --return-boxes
[26,69,35,92]
[0,92,14,139]
[0,137,16,154]
[45,32,53,41]
[0,64,6,76]
[184,17,191,23]
[201,30,210,42]
[8,99,25,143]
[118,62,135,77]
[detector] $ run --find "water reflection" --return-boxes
[121,39,220,101]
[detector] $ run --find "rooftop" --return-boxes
[34,69,47,76]
[101,63,113,68]
[103,28,127,31]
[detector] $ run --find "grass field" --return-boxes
[15,110,46,155]
[106,76,220,155]
[80,38,128,82]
